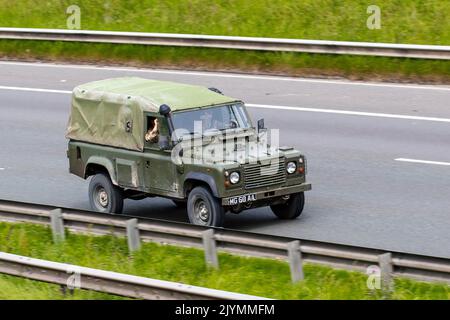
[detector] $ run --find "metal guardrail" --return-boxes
[0,28,449,60]
[0,251,267,300]
[0,199,450,286]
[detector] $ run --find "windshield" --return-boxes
[172,104,251,135]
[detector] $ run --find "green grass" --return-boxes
[1,40,449,83]
[0,222,449,300]
[0,0,449,82]
[0,275,126,300]
[1,0,449,44]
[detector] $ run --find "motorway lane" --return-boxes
[1,61,450,118]
[0,62,449,258]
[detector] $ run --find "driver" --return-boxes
[200,109,222,131]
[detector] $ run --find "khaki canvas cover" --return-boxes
[66,90,149,151]
[65,77,238,152]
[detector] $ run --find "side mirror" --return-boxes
[159,104,177,143]
[159,104,171,116]
[257,118,265,132]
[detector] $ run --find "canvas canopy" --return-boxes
[65,77,238,151]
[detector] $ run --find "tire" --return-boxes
[172,199,187,209]
[89,173,124,214]
[187,186,225,227]
[270,192,305,220]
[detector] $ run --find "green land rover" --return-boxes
[66,77,311,227]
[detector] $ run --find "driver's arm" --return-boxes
[145,119,159,142]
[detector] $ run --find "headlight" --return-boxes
[286,161,297,174]
[229,171,240,184]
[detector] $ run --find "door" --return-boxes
[143,114,179,196]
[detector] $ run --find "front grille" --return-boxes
[244,158,286,189]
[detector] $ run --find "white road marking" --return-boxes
[395,158,450,166]
[0,168,5,170]
[0,85,449,123]
[1,60,450,92]
[247,103,450,123]
[0,85,71,94]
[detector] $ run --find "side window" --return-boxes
[145,116,160,145]
[144,115,170,149]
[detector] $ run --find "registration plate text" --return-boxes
[227,193,257,206]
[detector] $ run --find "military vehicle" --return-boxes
[66,77,311,227]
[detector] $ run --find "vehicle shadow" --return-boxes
[123,197,291,231]
[124,197,189,223]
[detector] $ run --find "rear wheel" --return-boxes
[270,192,305,220]
[187,186,224,227]
[89,173,124,214]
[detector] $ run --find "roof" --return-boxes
[73,77,240,112]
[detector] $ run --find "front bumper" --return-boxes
[221,182,312,206]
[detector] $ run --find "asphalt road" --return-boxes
[0,61,449,258]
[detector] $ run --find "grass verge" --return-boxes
[1,40,449,84]
[0,0,449,83]
[0,275,126,300]
[0,221,449,300]
[1,1,448,44]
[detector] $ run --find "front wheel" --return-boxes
[89,173,124,214]
[187,186,225,227]
[270,192,305,220]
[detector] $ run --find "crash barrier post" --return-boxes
[126,218,141,252]
[50,209,65,243]
[202,229,219,269]
[378,252,394,297]
[287,240,304,283]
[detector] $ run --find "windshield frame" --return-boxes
[171,103,253,136]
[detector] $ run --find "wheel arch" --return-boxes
[183,172,220,198]
[84,156,118,185]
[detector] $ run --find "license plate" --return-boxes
[227,193,257,206]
